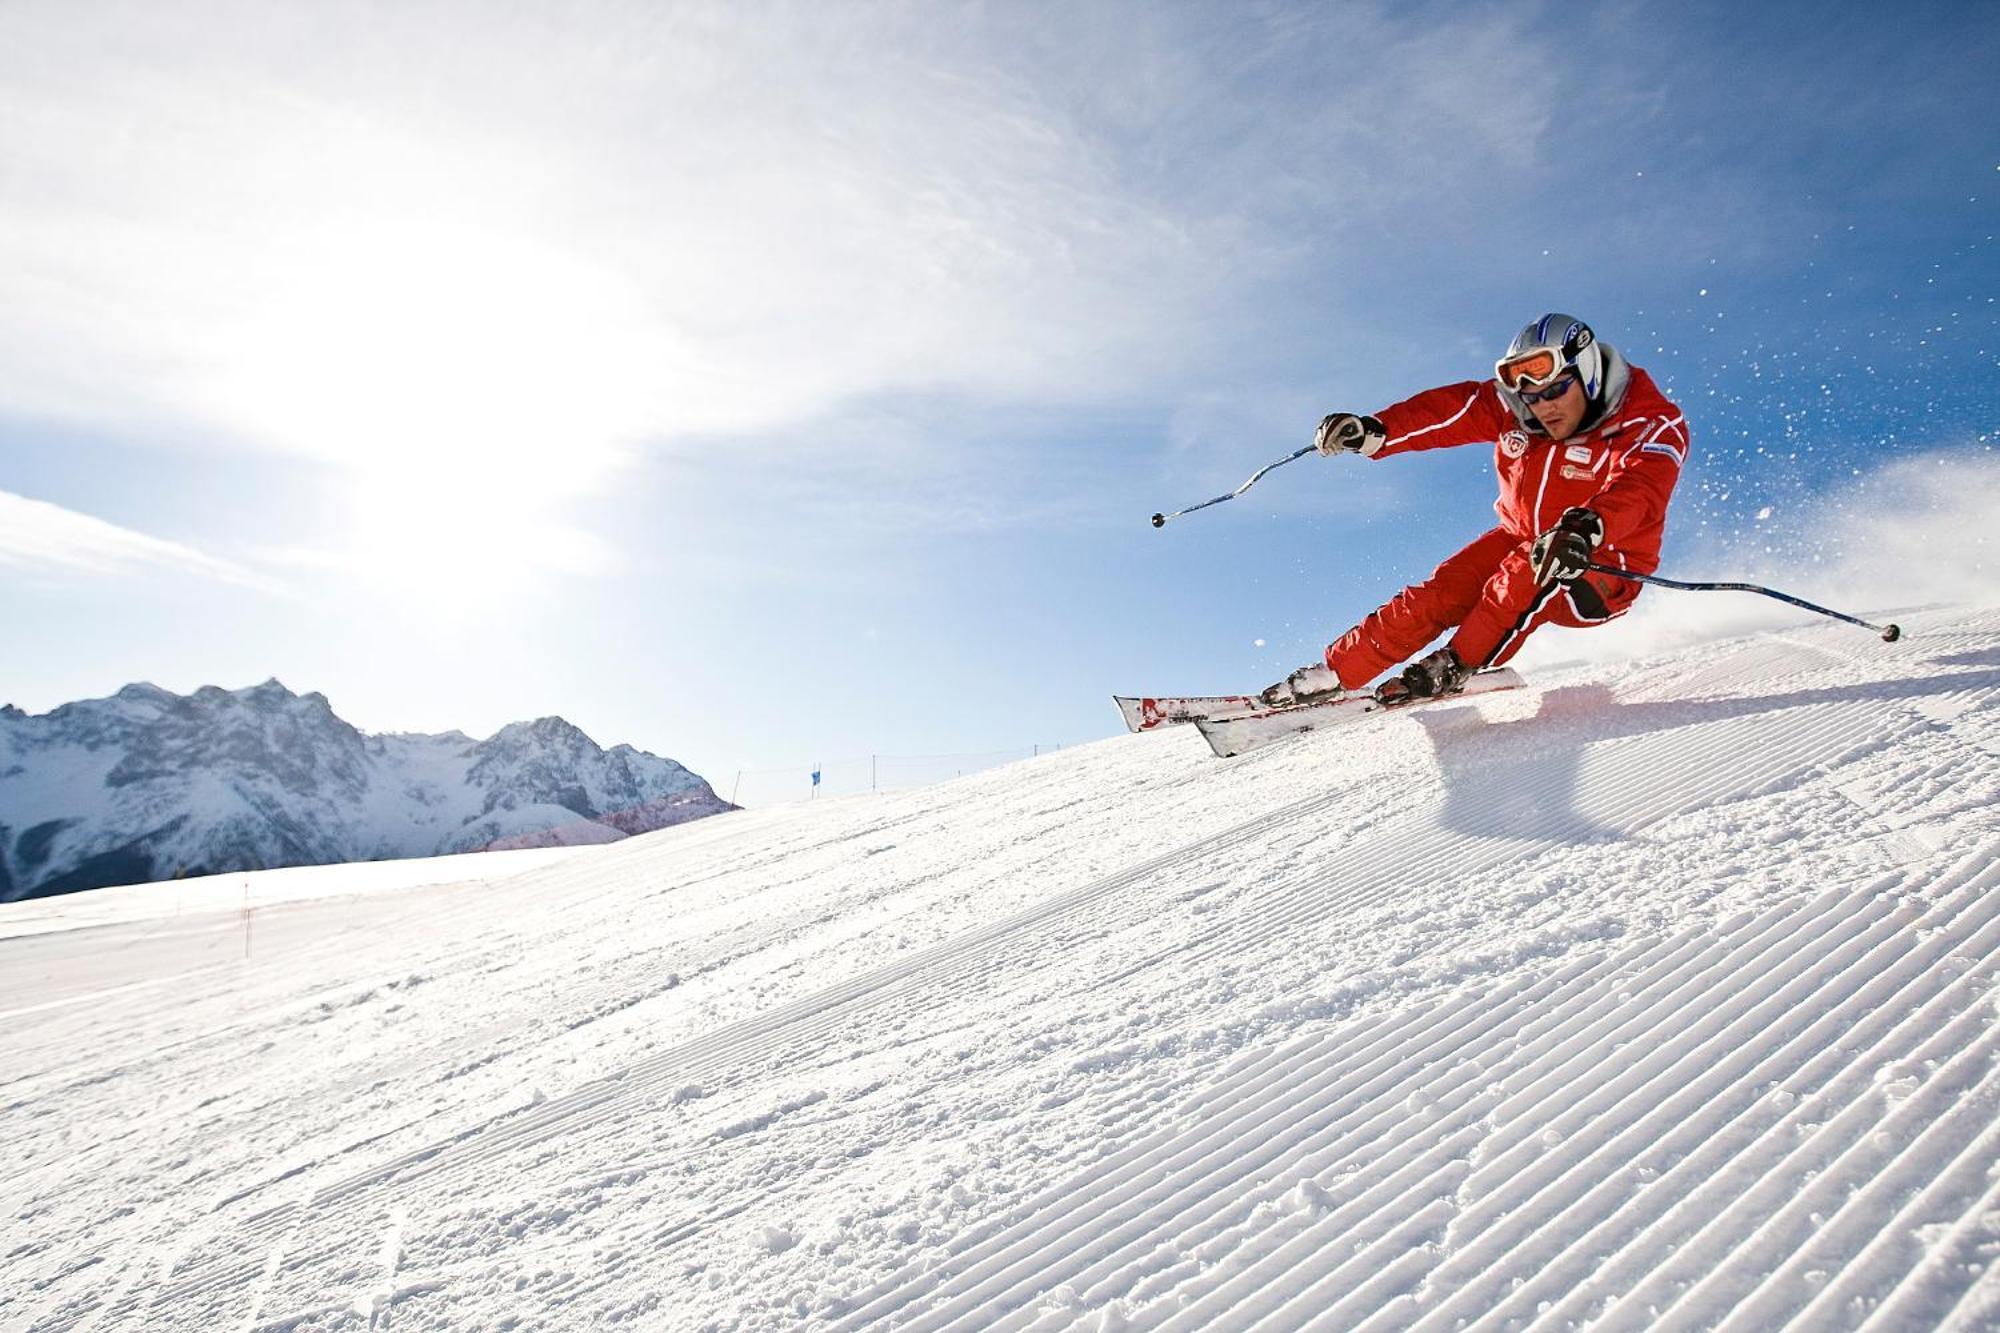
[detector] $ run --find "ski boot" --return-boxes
[1372,647,1469,707]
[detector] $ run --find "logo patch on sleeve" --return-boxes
[1500,430,1530,460]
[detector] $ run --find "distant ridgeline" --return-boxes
[0,680,736,900]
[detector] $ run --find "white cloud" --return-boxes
[0,5,1181,454]
[0,3,1601,582]
[0,490,281,591]
[0,5,1575,444]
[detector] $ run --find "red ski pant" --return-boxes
[1323,526,1640,689]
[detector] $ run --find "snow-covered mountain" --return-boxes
[0,679,735,899]
[3,604,1997,1332]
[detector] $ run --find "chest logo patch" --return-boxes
[1500,430,1529,460]
[1564,444,1595,464]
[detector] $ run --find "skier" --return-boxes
[1263,313,1689,708]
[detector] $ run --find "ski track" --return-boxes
[6,606,2000,1331]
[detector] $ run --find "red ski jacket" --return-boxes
[1369,366,1690,575]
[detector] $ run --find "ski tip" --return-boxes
[1112,696,1170,734]
[1112,696,1140,733]
[1191,717,1247,759]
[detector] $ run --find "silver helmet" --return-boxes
[1495,313,1629,433]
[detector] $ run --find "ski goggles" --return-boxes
[1495,347,1569,391]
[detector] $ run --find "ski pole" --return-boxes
[1585,563,1902,642]
[1151,444,1317,528]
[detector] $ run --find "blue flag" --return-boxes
[811,766,821,788]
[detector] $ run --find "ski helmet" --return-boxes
[1494,313,1629,434]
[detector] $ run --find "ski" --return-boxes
[1112,691,1268,733]
[1193,668,1524,758]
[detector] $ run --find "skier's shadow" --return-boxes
[1932,647,2000,669]
[1407,663,2000,844]
[1409,686,1627,844]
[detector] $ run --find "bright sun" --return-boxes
[209,219,677,592]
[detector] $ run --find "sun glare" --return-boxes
[209,219,675,594]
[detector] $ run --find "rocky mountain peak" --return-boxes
[486,716,592,750]
[0,682,736,899]
[114,682,178,706]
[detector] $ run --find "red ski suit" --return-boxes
[1324,365,1689,688]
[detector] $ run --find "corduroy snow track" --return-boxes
[5,605,1999,1332]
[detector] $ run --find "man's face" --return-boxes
[1527,374,1588,441]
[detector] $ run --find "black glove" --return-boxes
[1529,507,1604,586]
[1313,412,1386,457]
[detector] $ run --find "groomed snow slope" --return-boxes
[6,605,2000,1332]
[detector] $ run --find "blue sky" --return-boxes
[2,1,1995,803]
